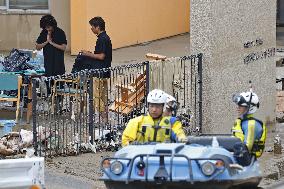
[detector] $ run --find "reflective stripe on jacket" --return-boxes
[232,114,267,157]
[122,115,186,146]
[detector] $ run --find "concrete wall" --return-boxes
[70,0,190,55]
[190,0,276,133]
[0,0,70,51]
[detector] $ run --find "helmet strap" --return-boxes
[244,92,253,115]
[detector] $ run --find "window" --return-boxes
[9,0,48,10]
[0,0,6,8]
[0,0,49,12]
[0,0,5,5]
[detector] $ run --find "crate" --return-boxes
[0,120,16,137]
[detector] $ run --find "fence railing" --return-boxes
[149,54,203,133]
[32,62,149,157]
[32,54,203,157]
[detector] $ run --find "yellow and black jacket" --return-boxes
[122,115,186,147]
[232,114,267,158]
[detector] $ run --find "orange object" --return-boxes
[146,53,167,61]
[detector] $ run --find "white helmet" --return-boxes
[166,94,178,111]
[232,91,259,114]
[147,89,167,104]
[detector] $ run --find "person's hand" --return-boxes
[81,50,92,57]
[47,33,52,43]
[178,137,188,143]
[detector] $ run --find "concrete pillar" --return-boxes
[190,0,276,133]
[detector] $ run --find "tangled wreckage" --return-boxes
[100,136,262,189]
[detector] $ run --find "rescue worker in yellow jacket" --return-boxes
[232,91,267,158]
[122,89,186,146]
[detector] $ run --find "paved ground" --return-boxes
[45,152,113,189]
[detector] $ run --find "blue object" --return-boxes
[0,62,4,72]
[100,135,262,189]
[0,120,16,137]
[0,72,19,91]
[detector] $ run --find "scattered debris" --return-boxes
[0,132,22,156]
[0,127,52,157]
[276,91,284,122]
[266,146,274,153]
[274,134,282,155]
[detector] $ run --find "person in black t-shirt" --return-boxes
[81,16,112,125]
[36,15,67,77]
[81,16,112,74]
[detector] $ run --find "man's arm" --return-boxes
[35,32,66,51]
[171,121,186,142]
[49,41,66,51]
[35,41,48,50]
[232,119,245,142]
[35,30,47,50]
[121,117,141,146]
[81,50,105,60]
[48,33,66,52]
[244,120,256,152]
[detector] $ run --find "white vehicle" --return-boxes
[0,157,45,189]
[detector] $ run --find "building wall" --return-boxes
[190,0,276,133]
[0,0,70,51]
[70,0,190,55]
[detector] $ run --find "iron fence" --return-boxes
[32,62,149,157]
[32,54,203,157]
[149,54,203,134]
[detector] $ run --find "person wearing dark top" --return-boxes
[81,16,112,125]
[35,15,67,77]
[81,16,112,75]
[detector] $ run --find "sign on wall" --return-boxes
[243,38,275,64]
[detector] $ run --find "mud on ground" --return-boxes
[46,152,114,189]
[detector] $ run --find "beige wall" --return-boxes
[71,0,190,55]
[0,0,189,53]
[0,0,70,51]
[49,0,70,51]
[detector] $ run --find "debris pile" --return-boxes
[0,124,123,157]
[0,129,33,157]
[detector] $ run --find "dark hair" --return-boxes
[89,17,105,31]
[40,15,57,29]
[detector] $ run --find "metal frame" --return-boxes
[0,0,50,14]
[32,62,150,157]
[180,53,203,133]
[0,0,7,10]
[101,154,226,184]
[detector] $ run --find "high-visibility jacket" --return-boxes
[122,115,186,147]
[232,114,267,158]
